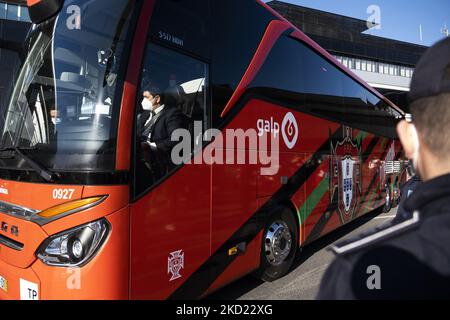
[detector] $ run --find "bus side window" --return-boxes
[133,43,209,197]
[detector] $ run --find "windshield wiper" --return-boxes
[0,147,59,182]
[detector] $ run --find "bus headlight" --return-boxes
[36,219,111,267]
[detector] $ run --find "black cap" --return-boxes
[409,37,450,104]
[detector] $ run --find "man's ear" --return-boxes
[397,120,416,160]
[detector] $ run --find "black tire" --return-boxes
[383,184,392,213]
[254,207,299,282]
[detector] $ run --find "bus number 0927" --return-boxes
[52,189,75,200]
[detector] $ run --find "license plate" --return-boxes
[0,275,7,293]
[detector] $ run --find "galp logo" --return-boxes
[257,112,299,149]
[281,112,299,149]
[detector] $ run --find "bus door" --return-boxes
[129,42,211,299]
[128,0,212,299]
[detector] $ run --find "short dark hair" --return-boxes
[145,86,165,104]
[410,93,450,157]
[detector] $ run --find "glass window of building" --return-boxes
[361,60,367,71]
[20,6,30,21]
[342,57,348,68]
[0,3,5,19]
[6,3,18,20]
[389,65,395,75]
[0,2,31,22]
[328,55,412,79]
[400,67,406,77]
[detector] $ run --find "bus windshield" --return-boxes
[0,0,136,176]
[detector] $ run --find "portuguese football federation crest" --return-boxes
[168,250,184,281]
[330,127,362,224]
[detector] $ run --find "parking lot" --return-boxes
[210,208,398,300]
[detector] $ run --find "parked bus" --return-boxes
[0,0,405,300]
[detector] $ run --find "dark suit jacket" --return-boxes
[137,110,151,139]
[142,106,185,153]
[139,106,185,177]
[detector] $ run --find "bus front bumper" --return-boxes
[0,258,41,300]
[0,208,130,300]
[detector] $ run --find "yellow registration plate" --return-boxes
[0,275,7,292]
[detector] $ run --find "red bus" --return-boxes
[0,0,405,300]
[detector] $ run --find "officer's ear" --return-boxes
[397,120,416,160]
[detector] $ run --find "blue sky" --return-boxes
[264,0,450,47]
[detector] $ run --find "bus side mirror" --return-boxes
[27,0,64,24]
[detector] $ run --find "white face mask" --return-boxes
[410,125,420,171]
[141,98,153,111]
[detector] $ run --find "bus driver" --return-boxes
[138,87,185,182]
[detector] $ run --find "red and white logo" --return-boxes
[331,127,362,224]
[281,112,299,150]
[168,250,184,282]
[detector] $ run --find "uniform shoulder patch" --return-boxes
[330,211,421,256]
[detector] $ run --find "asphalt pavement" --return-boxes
[209,207,398,300]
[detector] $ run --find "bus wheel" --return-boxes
[255,208,298,282]
[383,184,392,213]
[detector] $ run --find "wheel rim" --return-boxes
[264,220,292,267]
[385,186,391,209]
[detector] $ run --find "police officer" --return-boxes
[317,37,450,300]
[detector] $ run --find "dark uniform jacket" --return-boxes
[317,174,450,300]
